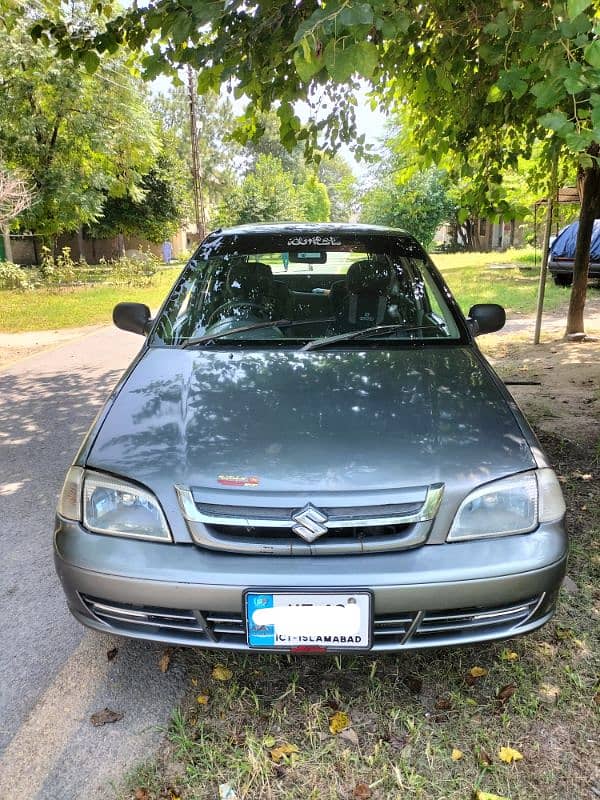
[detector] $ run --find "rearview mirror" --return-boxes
[113,302,152,335]
[468,303,506,336]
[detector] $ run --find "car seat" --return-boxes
[330,258,394,330]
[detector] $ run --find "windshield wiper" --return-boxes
[181,317,335,348]
[300,324,446,352]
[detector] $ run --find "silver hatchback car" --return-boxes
[54,224,567,653]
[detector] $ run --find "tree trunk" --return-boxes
[566,155,600,335]
[2,225,13,262]
[77,227,84,261]
[32,234,40,266]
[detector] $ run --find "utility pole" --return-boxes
[533,151,559,345]
[187,65,206,241]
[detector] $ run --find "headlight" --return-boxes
[80,470,172,542]
[448,469,565,542]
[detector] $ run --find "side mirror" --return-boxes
[468,303,506,336]
[113,302,152,335]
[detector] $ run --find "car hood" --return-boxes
[87,346,535,502]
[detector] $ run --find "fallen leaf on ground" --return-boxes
[538,683,560,703]
[90,707,124,727]
[500,649,519,661]
[270,743,299,763]
[329,710,351,734]
[212,664,233,681]
[435,696,453,710]
[496,683,517,708]
[478,748,493,766]
[474,792,510,800]
[196,694,209,705]
[159,647,174,673]
[353,782,372,799]
[106,647,118,661]
[133,789,149,800]
[469,666,488,678]
[451,748,463,761]
[555,626,574,641]
[339,727,359,746]
[191,677,198,686]
[498,746,523,763]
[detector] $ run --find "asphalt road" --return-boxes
[0,327,186,799]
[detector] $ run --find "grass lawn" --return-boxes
[117,424,599,800]
[432,249,570,317]
[0,267,183,333]
[0,249,573,333]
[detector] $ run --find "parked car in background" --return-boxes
[549,219,600,286]
[54,223,567,653]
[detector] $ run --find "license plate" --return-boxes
[245,591,371,650]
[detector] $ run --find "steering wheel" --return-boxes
[206,300,271,329]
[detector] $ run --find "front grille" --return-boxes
[206,523,413,541]
[80,593,545,650]
[176,483,444,555]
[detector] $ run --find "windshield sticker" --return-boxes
[217,474,260,487]
[287,236,342,247]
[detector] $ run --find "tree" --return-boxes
[212,154,301,228]
[361,167,454,249]
[318,155,357,222]
[87,146,187,244]
[298,173,331,222]
[36,1,600,333]
[0,165,34,262]
[0,8,158,252]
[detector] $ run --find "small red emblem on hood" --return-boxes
[217,475,260,487]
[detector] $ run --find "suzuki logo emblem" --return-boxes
[291,503,328,542]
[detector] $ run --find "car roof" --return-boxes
[206,222,416,241]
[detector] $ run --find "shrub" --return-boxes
[0,262,33,291]
[104,251,161,287]
[39,246,85,285]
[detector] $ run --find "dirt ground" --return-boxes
[480,297,600,446]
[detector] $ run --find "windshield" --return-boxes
[152,236,463,347]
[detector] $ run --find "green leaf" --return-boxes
[530,79,564,109]
[172,13,192,45]
[479,43,503,65]
[293,49,323,82]
[538,110,570,132]
[339,3,373,27]
[82,49,100,74]
[584,40,600,68]
[567,0,591,18]
[354,41,378,79]
[324,40,355,82]
[563,73,587,94]
[564,129,594,151]
[486,84,504,103]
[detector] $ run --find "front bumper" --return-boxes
[54,519,567,652]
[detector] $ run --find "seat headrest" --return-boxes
[346,259,392,295]
[226,261,274,299]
